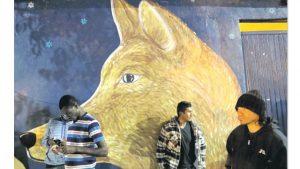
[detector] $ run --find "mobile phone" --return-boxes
[53,139,62,146]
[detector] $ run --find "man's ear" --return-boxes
[178,111,183,117]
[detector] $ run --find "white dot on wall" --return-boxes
[268,8,275,14]
[191,0,195,2]
[23,12,32,18]
[229,33,235,39]
[262,52,266,56]
[27,2,34,8]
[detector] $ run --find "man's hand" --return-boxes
[50,145,63,155]
[47,138,57,147]
[61,141,77,154]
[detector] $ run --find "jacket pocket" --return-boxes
[256,152,268,169]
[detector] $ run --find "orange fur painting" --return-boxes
[27,0,241,168]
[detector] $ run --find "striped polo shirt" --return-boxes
[65,113,104,169]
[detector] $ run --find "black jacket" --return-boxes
[225,121,287,169]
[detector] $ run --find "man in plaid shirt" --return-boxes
[156,101,206,169]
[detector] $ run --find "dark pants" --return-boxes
[45,164,65,169]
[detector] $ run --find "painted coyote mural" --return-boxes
[27,0,241,168]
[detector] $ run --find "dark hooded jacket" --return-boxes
[225,120,287,169]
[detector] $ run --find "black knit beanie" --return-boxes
[235,90,266,123]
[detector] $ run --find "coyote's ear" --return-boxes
[138,1,176,51]
[111,0,138,43]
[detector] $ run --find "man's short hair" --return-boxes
[59,95,79,109]
[177,101,192,117]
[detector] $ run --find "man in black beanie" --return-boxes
[225,90,287,169]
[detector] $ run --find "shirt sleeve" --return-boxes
[271,146,287,169]
[156,125,168,169]
[269,137,287,169]
[88,120,104,143]
[225,131,234,169]
[41,120,52,148]
[197,127,206,169]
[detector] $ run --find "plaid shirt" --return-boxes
[156,116,206,169]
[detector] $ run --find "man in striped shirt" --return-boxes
[59,95,108,169]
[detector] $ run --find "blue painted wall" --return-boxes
[14,0,287,168]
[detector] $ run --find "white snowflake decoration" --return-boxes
[28,2,34,9]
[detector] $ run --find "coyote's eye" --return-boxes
[120,74,140,84]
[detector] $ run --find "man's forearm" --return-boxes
[74,146,108,157]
